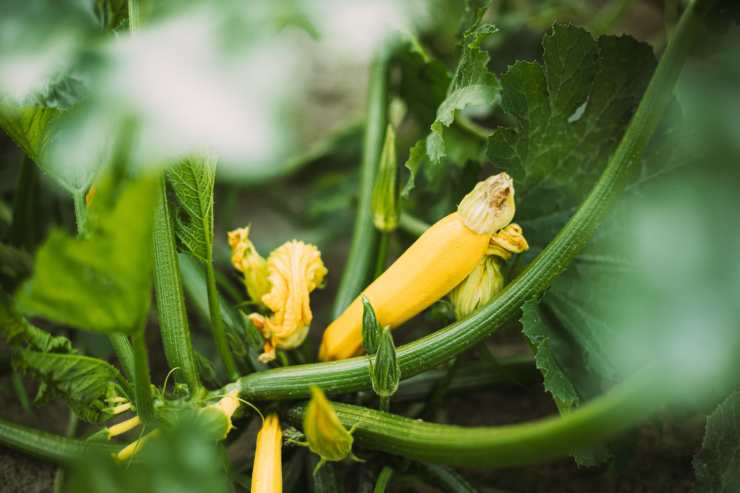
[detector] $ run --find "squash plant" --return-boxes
[1,0,739,492]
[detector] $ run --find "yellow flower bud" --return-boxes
[250,240,327,363]
[488,223,529,260]
[449,256,505,320]
[251,413,282,493]
[228,226,271,305]
[304,386,353,463]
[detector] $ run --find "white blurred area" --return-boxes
[0,0,430,180]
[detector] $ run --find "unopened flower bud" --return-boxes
[372,125,400,232]
[371,327,400,398]
[449,256,505,319]
[228,226,270,305]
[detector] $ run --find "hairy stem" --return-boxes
[286,367,664,468]
[332,49,391,317]
[131,329,154,423]
[152,177,202,392]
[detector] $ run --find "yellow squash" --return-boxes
[319,173,516,361]
[251,413,283,493]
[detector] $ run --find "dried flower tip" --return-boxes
[457,172,516,235]
[304,386,353,463]
[449,256,505,319]
[228,226,271,305]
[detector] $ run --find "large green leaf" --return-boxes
[694,391,740,493]
[489,24,655,236]
[0,106,59,165]
[14,350,128,423]
[167,156,216,263]
[15,176,158,334]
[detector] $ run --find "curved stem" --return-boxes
[152,177,202,392]
[373,466,395,493]
[0,417,120,465]
[286,367,665,468]
[332,49,391,318]
[223,0,701,403]
[206,261,238,380]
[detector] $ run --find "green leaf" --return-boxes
[0,106,59,165]
[694,391,740,493]
[396,38,450,130]
[167,156,216,263]
[15,176,158,335]
[401,140,427,199]
[14,350,127,423]
[489,24,655,231]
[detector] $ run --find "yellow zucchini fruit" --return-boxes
[319,173,516,361]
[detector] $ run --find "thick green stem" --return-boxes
[152,177,202,392]
[286,367,665,468]
[332,50,390,318]
[0,418,119,465]
[223,0,701,403]
[206,262,238,380]
[131,330,154,423]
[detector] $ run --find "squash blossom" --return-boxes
[320,172,517,361]
[251,413,282,493]
[449,223,529,319]
[229,228,327,363]
[228,226,271,305]
[304,386,354,463]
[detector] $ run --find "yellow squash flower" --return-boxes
[230,227,328,363]
[304,386,354,463]
[228,226,271,305]
[251,413,283,493]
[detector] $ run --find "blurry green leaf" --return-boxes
[14,350,127,423]
[16,176,158,334]
[489,24,655,229]
[401,140,426,199]
[167,156,216,263]
[457,0,492,37]
[694,391,740,493]
[66,413,231,493]
[0,106,59,165]
[0,243,32,291]
[397,39,450,130]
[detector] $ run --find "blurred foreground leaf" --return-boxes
[16,176,158,334]
[694,391,740,493]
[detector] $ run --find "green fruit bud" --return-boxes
[372,125,400,232]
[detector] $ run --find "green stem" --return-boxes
[152,177,202,392]
[398,213,430,237]
[373,466,394,493]
[72,191,87,237]
[52,412,79,493]
[206,262,238,379]
[127,0,148,31]
[378,395,390,413]
[0,417,119,465]
[131,330,154,423]
[9,156,39,249]
[108,334,135,381]
[413,462,480,493]
[286,367,665,468]
[224,0,701,403]
[373,232,390,279]
[332,49,390,318]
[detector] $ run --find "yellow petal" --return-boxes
[489,223,529,257]
[449,256,505,319]
[254,240,327,361]
[304,386,353,462]
[251,414,283,493]
[228,226,271,305]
